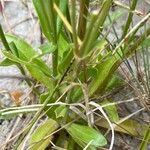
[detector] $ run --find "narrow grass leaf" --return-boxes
[79,0,113,57]
[56,0,68,35]
[139,125,150,150]
[32,0,56,42]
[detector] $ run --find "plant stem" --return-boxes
[70,0,79,56]
[78,0,89,40]
[0,24,11,51]
[139,124,150,150]
[122,0,138,38]
[79,0,113,57]
[50,1,58,78]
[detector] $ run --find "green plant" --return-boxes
[0,0,150,149]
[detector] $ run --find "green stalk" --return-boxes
[78,0,90,40]
[0,24,11,51]
[79,0,113,57]
[139,125,150,150]
[50,1,58,78]
[70,0,79,56]
[142,25,150,98]
[52,44,58,78]
[122,0,138,38]
[78,15,97,57]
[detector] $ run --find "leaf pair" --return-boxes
[30,119,107,150]
[1,35,54,89]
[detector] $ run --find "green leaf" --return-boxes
[89,54,120,96]
[40,92,57,118]
[5,34,36,60]
[56,0,68,35]
[58,49,73,74]
[9,41,19,57]
[71,68,98,102]
[141,38,150,49]
[32,0,56,42]
[79,68,97,83]
[55,134,69,149]
[65,123,107,149]
[31,58,52,77]
[58,32,70,58]
[40,92,51,104]
[0,58,17,66]
[67,136,76,150]
[2,51,28,65]
[30,119,59,150]
[55,105,67,118]
[26,64,53,89]
[3,50,53,88]
[139,125,150,150]
[71,86,83,103]
[106,74,124,90]
[90,39,108,57]
[38,42,56,56]
[100,99,119,122]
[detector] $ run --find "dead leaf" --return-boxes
[10,90,24,106]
